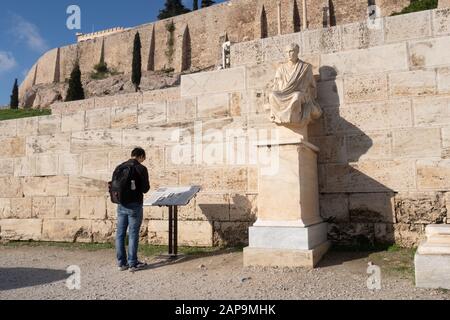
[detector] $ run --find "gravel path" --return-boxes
[0,246,449,300]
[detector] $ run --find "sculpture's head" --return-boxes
[285,43,300,63]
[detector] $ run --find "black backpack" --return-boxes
[108,162,136,204]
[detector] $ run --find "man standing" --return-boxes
[113,147,150,272]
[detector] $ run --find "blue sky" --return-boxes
[0,0,225,106]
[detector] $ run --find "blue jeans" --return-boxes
[116,203,143,268]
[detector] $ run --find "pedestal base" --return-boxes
[244,222,330,268]
[415,224,450,289]
[244,241,331,268]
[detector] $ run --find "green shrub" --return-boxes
[391,0,438,16]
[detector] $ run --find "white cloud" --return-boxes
[9,13,49,53]
[0,51,17,73]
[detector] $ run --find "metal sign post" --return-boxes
[144,186,201,258]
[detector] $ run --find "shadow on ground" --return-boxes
[0,268,68,291]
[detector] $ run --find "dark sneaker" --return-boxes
[129,261,148,272]
[118,265,129,271]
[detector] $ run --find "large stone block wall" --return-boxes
[19,0,411,101]
[231,7,450,247]
[6,8,449,249]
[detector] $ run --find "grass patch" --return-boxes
[368,246,417,280]
[0,109,51,121]
[1,241,239,258]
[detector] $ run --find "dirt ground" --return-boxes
[0,244,449,300]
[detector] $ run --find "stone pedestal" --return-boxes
[244,128,329,268]
[415,224,450,290]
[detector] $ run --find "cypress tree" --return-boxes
[193,0,199,11]
[10,78,19,109]
[158,0,191,20]
[201,0,215,8]
[132,32,142,92]
[65,63,85,102]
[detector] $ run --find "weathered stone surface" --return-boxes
[394,223,424,247]
[14,157,36,177]
[0,219,42,241]
[181,67,246,98]
[91,220,115,243]
[344,73,388,103]
[82,152,109,178]
[349,193,395,223]
[321,43,408,79]
[144,206,165,220]
[122,126,174,147]
[26,134,71,155]
[230,39,262,67]
[417,160,450,190]
[324,160,415,193]
[324,100,412,134]
[437,67,450,94]
[85,108,111,130]
[261,33,302,62]
[0,120,17,137]
[22,176,69,197]
[94,92,143,109]
[224,167,247,191]
[415,253,450,290]
[409,36,450,69]
[197,94,230,119]
[0,137,26,159]
[80,196,106,220]
[302,26,342,54]
[51,99,95,115]
[414,97,450,127]
[385,10,431,43]
[106,196,118,220]
[148,220,213,247]
[42,219,92,243]
[111,105,138,128]
[310,136,346,164]
[0,177,22,197]
[389,70,437,96]
[341,21,384,51]
[196,193,230,221]
[319,193,349,223]
[395,192,447,225]
[32,197,56,218]
[35,154,59,176]
[61,111,85,132]
[58,154,81,176]
[245,62,279,91]
[138,102,167,125]
[229,194,257,222]
[0,159,14,177]
[0,198,11,219]
[432,8,450,36]
[393,128,441,158]
[214,221,252,246]
[317,79,344,107]
[71,130,122,153]
[328,222,376,246]
[151,170,179,190]
[38,115,61,135]
[16,117,38,137]
[346,132,392,162]
[167,99,196,122]
[69,177,108,196]
[10,198,32,219]
[142,87,180,104]
[56,197,80,219]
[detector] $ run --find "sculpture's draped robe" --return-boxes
[269,60,322,127]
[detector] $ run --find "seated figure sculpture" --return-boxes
[269,43,322,127]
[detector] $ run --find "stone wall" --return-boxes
[5,8,450,249]
[231,7,450,247]
[19,0,411,102]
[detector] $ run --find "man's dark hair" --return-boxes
[131,147,146,159]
